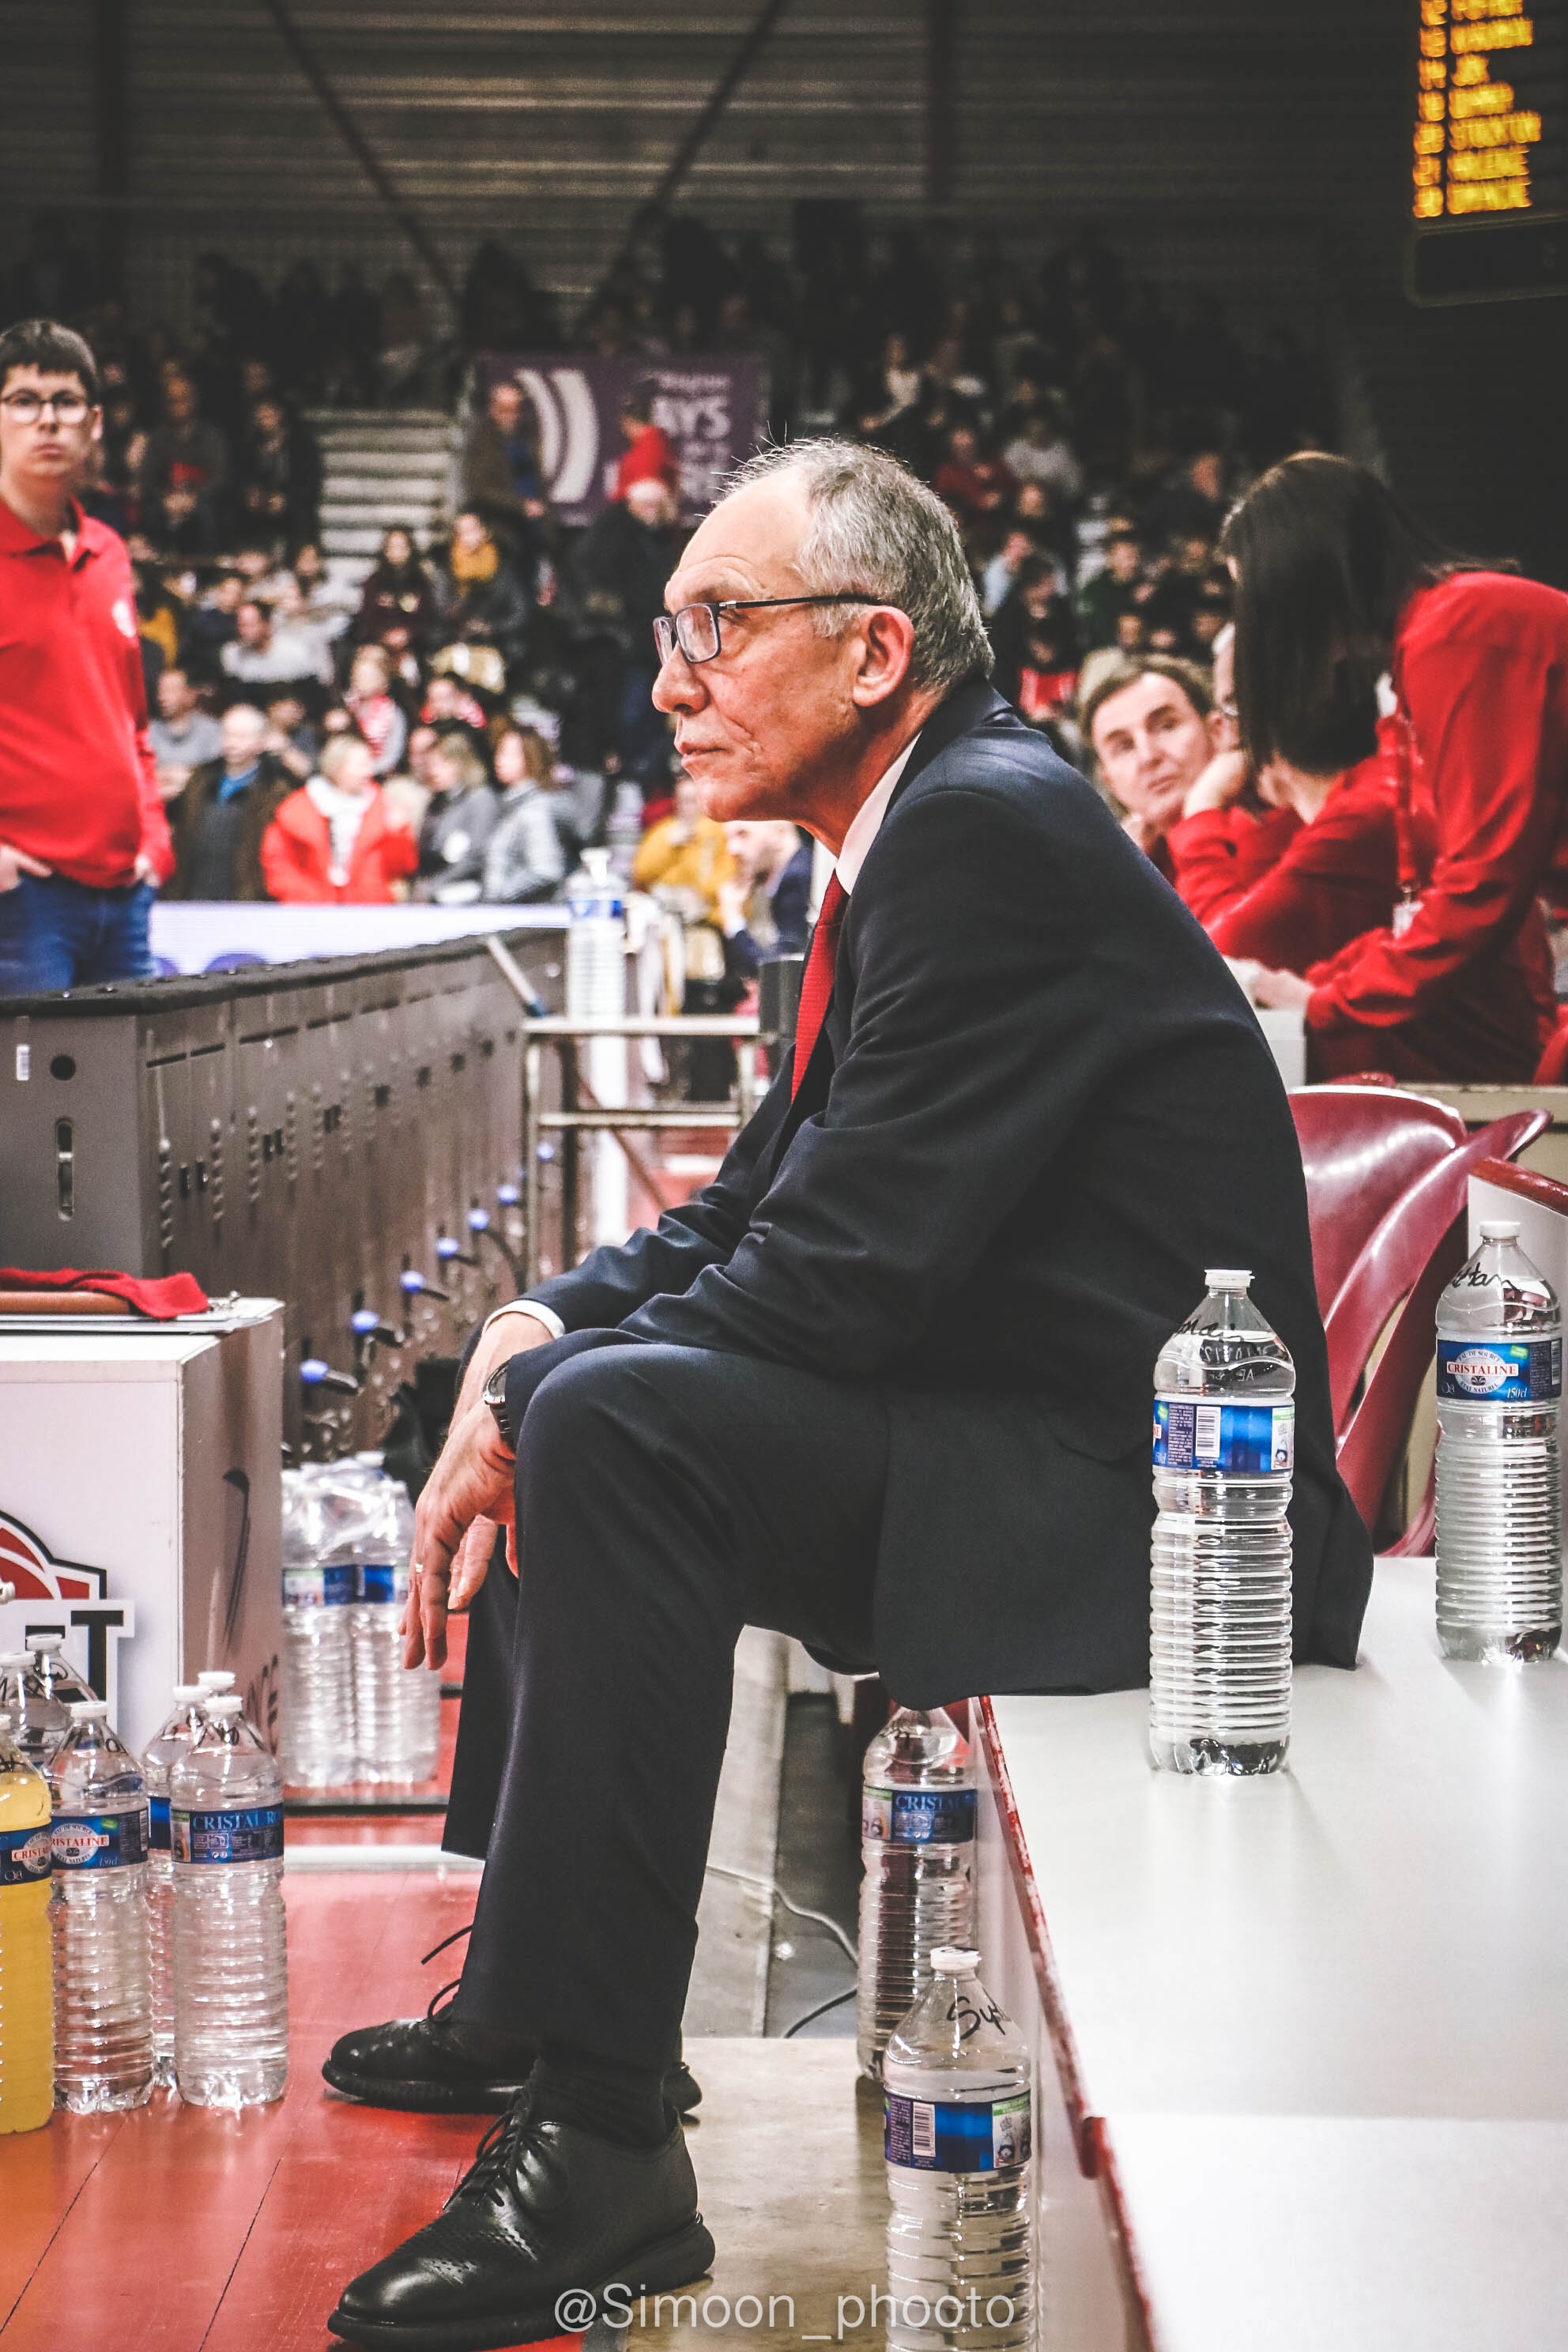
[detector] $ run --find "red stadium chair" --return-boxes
[1288,1084,1468,1321]
[1328,1110,1548,1546]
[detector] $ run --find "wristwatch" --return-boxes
[481,1358,517,1453]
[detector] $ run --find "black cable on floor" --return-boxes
[782,1983,857,2038]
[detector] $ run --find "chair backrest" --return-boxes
[1332,1110,1551,1540]
[1289,1084,1468,1320]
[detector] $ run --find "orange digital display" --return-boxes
[1412,0,1565,221]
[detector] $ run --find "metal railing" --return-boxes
[520,1014,764,1289]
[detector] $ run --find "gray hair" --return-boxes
[724,439,994,695]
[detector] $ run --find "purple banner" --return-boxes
[477,352,766,527]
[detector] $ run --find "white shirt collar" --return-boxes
[834,737,918,895]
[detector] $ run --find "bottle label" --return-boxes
[51,1810,149,1870]
[1437,1337,1562,1403]
[885,2090,1032,2172]
[0,1823,53,1884]
[861,1786,976,1845]
[358,1562,408,1604]
[283,1563,356,1608]
[172,1805,285,1865]
[149,1794,172,1852]
[1154,1399,1295,1474]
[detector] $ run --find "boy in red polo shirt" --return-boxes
[0,319,172,993]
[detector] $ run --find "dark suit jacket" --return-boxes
[504,680,1372,1702]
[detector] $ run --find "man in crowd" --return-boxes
[323,440,1369,2348]
[220,597,333,691]
[571,476,680,779]
[0,318,172,992]
[1083,653,1223,879]
[138,371,230,552]
[612,386,679,501]
[165,701,292,899]
[1077,528,1144,650]
[238,394,322,548]
[462,375,548,548]
[149,666,224,799]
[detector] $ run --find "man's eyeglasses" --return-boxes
[1,391,92,425]
[653,594,885,667]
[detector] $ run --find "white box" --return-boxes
[0,1302,283,1758]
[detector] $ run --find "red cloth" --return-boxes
[0,1267,208,1317]
[1017,665,1078,722]
[791,874,847,1098]
[0,495,173,888]
[614,424,679,499]
[1304,572,1568,1077]
[258,786,418,904]
[933,456,1016,524]
[1166,801,1302,925]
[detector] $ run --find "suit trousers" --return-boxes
[445,1338,890,2069]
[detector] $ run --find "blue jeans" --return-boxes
[0,874,155,994]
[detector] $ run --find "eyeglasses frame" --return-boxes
[652,592,890,667]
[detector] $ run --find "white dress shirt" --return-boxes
[485,733,923,1348]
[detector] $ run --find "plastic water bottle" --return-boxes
[1436,1219,1562,1662]
[171,1694,288,2108]
[606,779,646,884]
[280,1469,356,1786]
[565,846,626,1016]
[141,1684,206,2089]
[857,1708,975,2079]
[350,1473,439,1781]
[882,1947,1033,2352]
[0,1653,67,1770]
[48,1699,153,2112]
[27,1634,93,1717]
[0,1708,55,2133]
[1150,1268,1295,1776]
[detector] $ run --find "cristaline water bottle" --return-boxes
[0,1649,69,1770]
[172,1694,288,2108]
[857,1708,975,2080]
[280,1470,356,1787]
[882,1947,1033,2352]
[350,1472,439,1782]
[1150,1268,1295,1776]
[1436,1219,1562,1662]
[48,1699,153,2112]
[141,1685,206,2089]
[0,1708,55,2133]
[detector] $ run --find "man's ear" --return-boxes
[849,606,917,710]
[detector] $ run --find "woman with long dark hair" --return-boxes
[1222,453,1568,1080]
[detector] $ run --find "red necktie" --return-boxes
[790,873,847,1099]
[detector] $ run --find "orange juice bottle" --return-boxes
[0,1706,55,2132]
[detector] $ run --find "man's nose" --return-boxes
[651,647,701,716]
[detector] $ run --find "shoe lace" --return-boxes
[420,1917,473,2024]
[448,2084,537,2211]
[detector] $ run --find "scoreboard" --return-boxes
[1408,0,1568,300]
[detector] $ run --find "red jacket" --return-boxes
[613,424,679,499]
[1167,801,1303,927]
[1304,572,1568,1076]
[259,786,418,904]
[0,495,172,888]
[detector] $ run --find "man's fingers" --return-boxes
[449,1517,496,1612]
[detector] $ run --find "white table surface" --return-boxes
[149,900,563,974]
[989,1555,1568,2127]
[1101,2114,1568,2352]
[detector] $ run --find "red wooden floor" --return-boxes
[0,1624,584,2351]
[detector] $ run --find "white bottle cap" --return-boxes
[0,1652,31,1669]
[1479,1219,1521,1242]
[172,1684,203,1705]
[31,1632,63,1653]
[205,1694,244,1719]
[1205,1268,1253,1291]
[930,1947,981,1977]
[68,1698,108,1721]
[0,1581,13,1605]
[198,1671,235,1692]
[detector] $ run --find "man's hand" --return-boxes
[400,1310,556,1670]
[0,844,51,894]
[1250,967,1314,1012]
[132,850,160,886]
[1182,748,1250,820]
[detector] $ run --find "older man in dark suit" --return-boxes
[327,442,1370,2350]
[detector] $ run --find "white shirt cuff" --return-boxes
[482,1299,567,1343]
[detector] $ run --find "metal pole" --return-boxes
[522,1038,542,1291]
[253,0,460,309]
[560,1041,580,1272]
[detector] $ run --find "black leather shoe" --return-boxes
[328,2093,716,2349]
[322,2014,703,2120]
